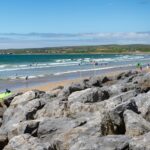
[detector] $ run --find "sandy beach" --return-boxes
[18,78,80,92]
[18,68,149,92]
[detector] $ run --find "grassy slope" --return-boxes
[1,44,150,54]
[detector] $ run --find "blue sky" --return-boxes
[0,0,150,48]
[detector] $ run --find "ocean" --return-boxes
[0,54,149,79]
[0,54,149,92]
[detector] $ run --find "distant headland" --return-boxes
[1,44,150,55]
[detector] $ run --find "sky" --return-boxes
[0,0,150,48]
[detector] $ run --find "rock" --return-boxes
[46,89,61,97]
[3,134,52,150]
[10,90,45,106]
[52,85,64,90]
[104,90,137,111]
[3,92,23,107]
[69,83,85,93]
[129,132,150,150]
[101,76,110,83]
[0,134,8,149]
[123,110,150,137]
[37,117,77,142]
[134,91,150,121]
[121,83,139,93]
[70,135,130,150]
[35,97,68,118]
[86,76,102,87]
[109,100,139,135]
[0,118,2,127]
[10,91,36,106]
[0,105,5,118]
[2,71,150,149]
[68,87,109,104]
[7,120,40,140]
[1,98,46,135]
[117,70,137,80]
[107,83,125,96]
[58,83,84,97]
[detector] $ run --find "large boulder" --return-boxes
[58,83,84,97]
[1,97,46,135]
[35,96,68,118]
[0,134,8,150]
[10,91,38,106]
[108,99,139,135]
[134,91,150,121]
[68,87,109,104]
[116,70,137,80]
[7,120,40,140]
[86,76,102,87]
[3,134,53,150]
[70,135,130,150]
[3,92,23,107]
[0,102,6,118]
[129,132,150,150]
[123,110,150,137]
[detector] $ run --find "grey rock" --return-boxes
[0,134,8,150]
[101,76,111,83]
[58,82,84,97]
[35,96,68,118]
[4,134,52,150]
[129,132,150,150]
[109,99,139,135]
[0,118,2,126]
[7,120,40,140]
[134,91,150,121]
[124,110,150,137]
[86,76,102,87]
[1,72,150,150]
[1,97,46,135]
[117,70,137,80]
[70,135,130,150]
[3,92,23,107]
[68,87,109,104]
[0,101,7,118]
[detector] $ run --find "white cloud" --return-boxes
[0,32,150,49]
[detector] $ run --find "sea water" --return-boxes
[0,54,149,80]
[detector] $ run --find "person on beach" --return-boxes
[136,63,142,72]
[25,76,29,89]
[5,89,11,93]
[147,64,150,69]
[25,76,29,81]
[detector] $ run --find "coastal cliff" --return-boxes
[1,71,150,149]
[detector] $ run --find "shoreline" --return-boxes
[17,68,147,93]
[0,65,136,93]
[1,64,149,93]
[0,52,150,55]
[1,59,150,149]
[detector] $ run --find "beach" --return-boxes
[18,67,150,93]
[1,69,150,149]
[0,53,150,92]
[4,65,138,93]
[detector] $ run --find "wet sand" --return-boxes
[18,69,147,92]
[1,65,149,93]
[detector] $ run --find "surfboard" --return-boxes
[0,92,12,101]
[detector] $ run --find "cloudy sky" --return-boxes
[0,0,150,49]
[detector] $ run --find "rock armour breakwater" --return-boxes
[1,71,150,149]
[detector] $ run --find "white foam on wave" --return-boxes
[0,62,79,72]
[0,55,146,73]
[54,64,133,76]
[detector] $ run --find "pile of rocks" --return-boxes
[1,70,150,150]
